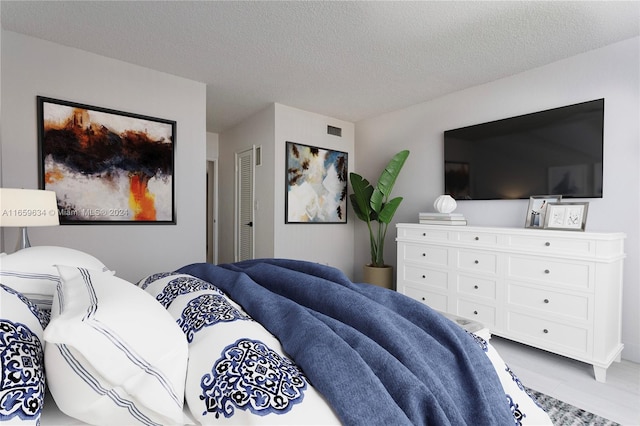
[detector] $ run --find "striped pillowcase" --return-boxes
[44,266,188,426]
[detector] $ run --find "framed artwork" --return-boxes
[285,141,348,223]
[544,202,589,231]
[37,96,176,224]
[524,195,562,229]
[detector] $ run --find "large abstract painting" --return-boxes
[37,97,175,224]
[285,141,348,223]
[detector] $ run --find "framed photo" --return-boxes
[285,141,348,223]
[524,195,562,229]
[544,202,589,231]
[38,96,176,224]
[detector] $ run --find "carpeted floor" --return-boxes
[526,388,620,426]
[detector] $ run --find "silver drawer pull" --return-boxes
[474,285,479,289]
[543,329,549,334]
[474,260,479,264]
[544,299,550,304]
[545,242,551,246]
[544,269,550,274]
[475,236,479,241]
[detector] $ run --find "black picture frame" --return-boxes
[285,141,348,224]
[37,96,176,224]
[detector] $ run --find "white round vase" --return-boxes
[434,195,457,213]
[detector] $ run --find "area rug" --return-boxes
[526,388,620,426]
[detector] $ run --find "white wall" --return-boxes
[207,132,219,160]
[1,31,207,282]
[273,104,355,276]
[218,103,355,274]
[355,37,640,362]
[219,104,276,263]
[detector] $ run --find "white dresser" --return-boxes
[396,223,626,382]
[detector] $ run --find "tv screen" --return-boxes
[444,99,604,200]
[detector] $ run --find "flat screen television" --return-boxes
[444,99,604,200]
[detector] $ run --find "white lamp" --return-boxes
[0,188,60,251]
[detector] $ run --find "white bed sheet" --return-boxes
[41,391,197,426]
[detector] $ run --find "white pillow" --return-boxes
[0,246,112,314]
[44,266,188,426]
[0,284,46,425]
[140,272,340,425]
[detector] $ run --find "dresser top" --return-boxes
[396,223,626,240]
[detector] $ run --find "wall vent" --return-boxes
[327,125,342,137]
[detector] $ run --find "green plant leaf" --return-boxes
[349,150,410,267]
[378,197,403,223]
[349,173,373,222]
[376,150,409,200]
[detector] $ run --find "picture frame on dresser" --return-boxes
[524,195,561,229]
[544,202,589,231]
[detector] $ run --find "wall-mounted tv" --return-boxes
[444,99,604,200]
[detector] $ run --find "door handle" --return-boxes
[245,222,253,227]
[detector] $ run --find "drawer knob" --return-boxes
[473,310,478,315]
[545,241,551,247]
[422,233,426,237]
[474,285,479,289]
[543,329,549,334]
[544,298,549,304]
[422,275,426,279]
[421,297,426,301]
[422,253,426,257]
[544,269,550,274]
[475,236,479,241]
[474,260,479,264]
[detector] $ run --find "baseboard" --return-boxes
[621,342,640,363]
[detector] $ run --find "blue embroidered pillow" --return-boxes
[142,274,340,425]
[0,283,46,425]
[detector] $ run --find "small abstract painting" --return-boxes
[285,141,348,223]
[37,97,175,224]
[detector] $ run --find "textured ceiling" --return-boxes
[2,1,639,133]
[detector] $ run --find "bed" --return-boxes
[0,246,552,425]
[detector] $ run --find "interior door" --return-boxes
[236,148,254,261]
[206,160,217,264]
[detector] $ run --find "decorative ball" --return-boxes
[434,195,457,213]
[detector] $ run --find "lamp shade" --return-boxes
[0,188,60,227]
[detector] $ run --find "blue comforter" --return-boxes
[178,259,514,425]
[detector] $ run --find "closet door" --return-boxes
[236,148,254,261]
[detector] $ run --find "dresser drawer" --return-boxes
[456,299,496,329]
[507,235,593,256]
[398,227,449,241]
[401,243,449,266]
[507,256,591,290]
[402,285,448,312]
[507,282,591,321]
[457,250,498,274]
[507,311,589,355]
[457,274,497,300]
[402,265,448,289]
[455,231,499,245]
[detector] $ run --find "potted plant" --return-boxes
[349,150,410,288]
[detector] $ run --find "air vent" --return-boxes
[327,125,342,137]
